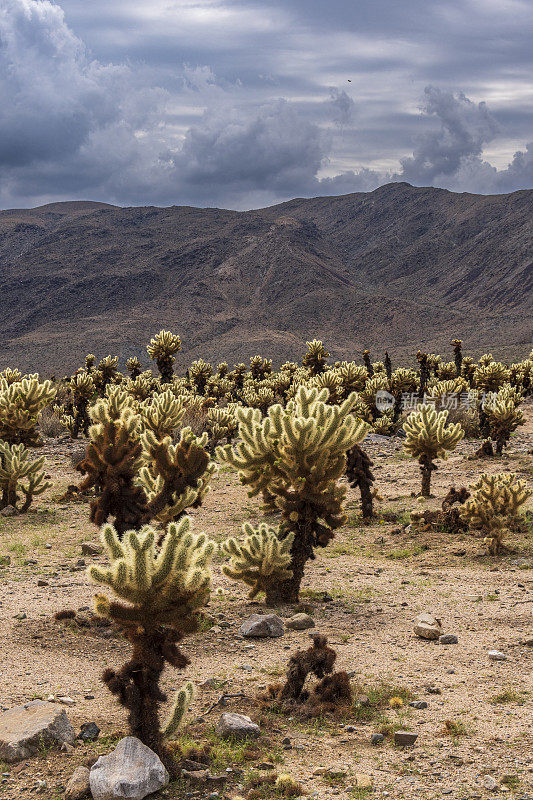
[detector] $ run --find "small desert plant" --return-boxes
[461,472,531,554]
[403,404,464,496]
[221,523,294,598]
[302,339,329,375]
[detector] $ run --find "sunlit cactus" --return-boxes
[126,357,143,379]
[249,355,272,380]
[302,339,329,375]
[221,522,294,598]
[217,386,370,603]
[137,427,215,526]
[0,440,50,512]
[461,473,531,554]
[88,516,215,771]
[147,330,182,383]
[473,360,511,393]
[482,391,524,455]
[403,404,464,496]
[189,359,212,395]
[0,373,57,446]
[66,371,95,438]
[139,389,186,439]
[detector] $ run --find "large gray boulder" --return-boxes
[89,737,169,800]
[0,700,76,762]
[239,614,284,638]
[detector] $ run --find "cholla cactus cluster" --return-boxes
[217,386,370,602]
[0,441,50,512]
[0,372,56,445]
[461,473,531,554]
[404,404,464,496]
[221,523,295,598]
[88,516,214,769]
[76,385,215,535]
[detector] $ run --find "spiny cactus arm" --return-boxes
[162,682,195,739]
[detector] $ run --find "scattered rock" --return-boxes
[483,775,498,791]
[414,612,442,640]
[355,773,373,788]
[58,697,76,707]
[216,713,260,740]
[0,505,17,517]
[488,650,507,661]
[525,638,533,647]
[61,742,75,754]
[81,542,103,556]
[89,737,169,800]
[65,766,90,800]
[371,733,384,745]
[439,634,458,644]
[0,700,75,762]
[239,614,284,638]
[409,700,428,709]
[394,731,418,746]
[37,579,49,587]
[286,613,315,630]
[78,722,100,742]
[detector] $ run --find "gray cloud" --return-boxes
[0,0,531,209]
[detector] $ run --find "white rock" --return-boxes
[488,650,507,661]
[483,775,498,790]
[89,737,169,800]
[0,700,75,762]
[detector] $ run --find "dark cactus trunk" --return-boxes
[419,455,435,497]
[265,509,315,605]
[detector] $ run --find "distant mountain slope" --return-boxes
[0,183,531,374]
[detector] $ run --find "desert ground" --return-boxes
[1,405,532,800]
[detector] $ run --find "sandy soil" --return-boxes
[1,406,532,800]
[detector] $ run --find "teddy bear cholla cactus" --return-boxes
[482,391,524,455]
[0,441,50,512]
[0,374,56,446]
[217,386,370,603]
[77,386,214,536]
[88,516,213,772]
[404,404,464,497]
[461,473,531,554]
[147,330,181,383]
[221,523,294,598]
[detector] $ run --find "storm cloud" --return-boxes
[0,0,531,209]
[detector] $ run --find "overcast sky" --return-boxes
[1,0,532,209]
